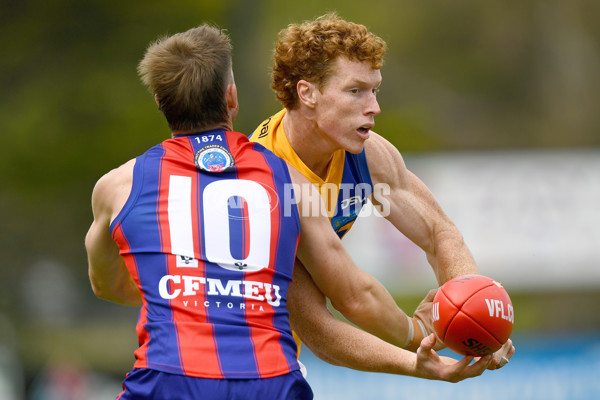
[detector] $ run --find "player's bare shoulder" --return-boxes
[91,159,136,221]
[364,131,409,186]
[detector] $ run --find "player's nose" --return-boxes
[365,92,381,116]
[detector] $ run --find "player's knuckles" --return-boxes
[425,289,438,301]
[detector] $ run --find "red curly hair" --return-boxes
[271,13,386,110]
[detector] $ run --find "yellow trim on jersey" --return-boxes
[251,109,346,215]
[292,330,302,358]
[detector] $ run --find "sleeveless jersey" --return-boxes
[109,129,301,379]
[251,109,372,238]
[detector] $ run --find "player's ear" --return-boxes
[225,82,239,123]
[225,68,238,110]
[297,80,317,109]
[225,82,238,110]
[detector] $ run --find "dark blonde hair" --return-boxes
[138,25,232,131]
[272,13,386,110]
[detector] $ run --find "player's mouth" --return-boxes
[356,124,373,139]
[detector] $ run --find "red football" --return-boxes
[432,274,514,356]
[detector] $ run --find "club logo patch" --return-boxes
[195,144,235,173]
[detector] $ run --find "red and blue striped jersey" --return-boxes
[110,129,301,379]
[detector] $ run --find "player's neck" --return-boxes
[171,122,233,138]
[283,109,336,180]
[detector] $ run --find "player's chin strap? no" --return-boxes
[403,315,429,350]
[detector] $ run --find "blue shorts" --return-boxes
[116,368,313,400]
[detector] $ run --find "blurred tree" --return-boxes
[0,0,239,319]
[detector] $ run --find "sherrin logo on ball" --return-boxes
[432,274,514,356]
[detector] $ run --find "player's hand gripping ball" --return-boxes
[432,274,514,356]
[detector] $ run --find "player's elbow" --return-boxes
[306,344,343,366]
[88,272,113,301]
[330,278,376,321]
[88,270,141,306]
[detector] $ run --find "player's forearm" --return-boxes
[329,273,413,349]
[288,278,416,374]
[427,225,478,285]
[299,315,417,375]
[288,264,483,381]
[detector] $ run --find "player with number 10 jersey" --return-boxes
[110,128,301,379]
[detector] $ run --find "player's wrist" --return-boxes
[403,316,428,352]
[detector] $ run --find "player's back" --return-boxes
[110,129,301,379]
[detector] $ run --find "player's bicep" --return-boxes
[384,174,442,251]
[294,195,349,293]
[86,169,136,294]
[287,260,332,341]
[288,164,365,304]
[296,209,345,292]
[85,219,119,265]
[86,182,113,258]
[367,136,451,253]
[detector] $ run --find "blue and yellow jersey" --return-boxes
[250,109,373,238]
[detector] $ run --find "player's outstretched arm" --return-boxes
[366,133,478,285]
[287,165,511,378]
[288,260,422,371]
[288,268,497,381]
[85,160,141,306]
[365,134,518,368]
[289,165,418,349]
